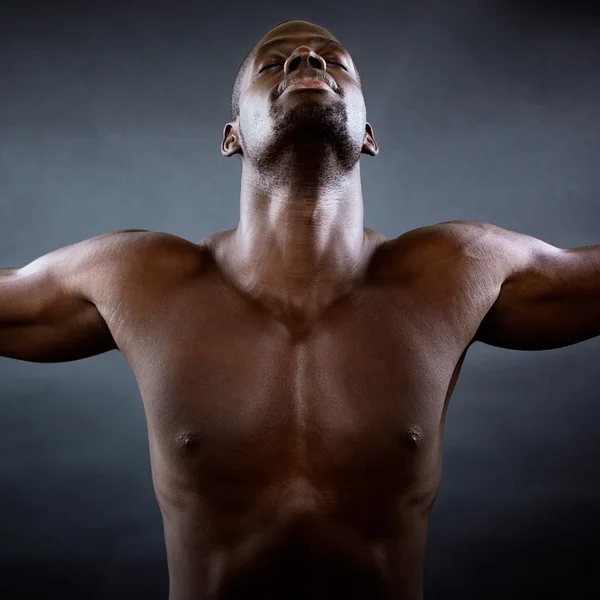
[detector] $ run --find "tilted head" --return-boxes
[222,20,378,171]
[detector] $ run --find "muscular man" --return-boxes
[1,18,599,600]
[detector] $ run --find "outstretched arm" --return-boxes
[0,229,147,362]
[461,221,600,350]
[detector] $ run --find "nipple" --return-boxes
[175,430,204,454]
[400,427,423,449]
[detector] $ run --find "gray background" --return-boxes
[1,0,599,598]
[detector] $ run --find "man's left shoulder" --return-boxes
[426,219,499,246]
[391,219,498,261]
[384,220,529,291]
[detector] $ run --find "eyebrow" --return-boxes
[254,36,349,58]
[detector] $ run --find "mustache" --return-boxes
[276,69,339,98]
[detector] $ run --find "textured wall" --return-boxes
[1,1,599,597]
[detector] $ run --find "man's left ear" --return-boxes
[361,122,379,156]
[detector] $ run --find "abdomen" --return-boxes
[161,493,430,600]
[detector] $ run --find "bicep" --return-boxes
[473,229,600,350]
[0,232,140,362]
[0,291,118,362]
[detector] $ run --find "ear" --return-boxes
[222,118,242,157]
[361,122,379,156]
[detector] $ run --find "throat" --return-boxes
[241,276,358,337]
[209,229,384,326]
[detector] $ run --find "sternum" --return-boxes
[289,342,312,468]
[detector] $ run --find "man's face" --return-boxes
[226,21,377,166]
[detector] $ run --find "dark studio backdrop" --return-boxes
[1,0,599,598]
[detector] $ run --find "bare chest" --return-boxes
[111,266,483,505]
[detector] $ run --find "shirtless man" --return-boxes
[1,17,599,600]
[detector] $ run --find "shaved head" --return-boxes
[230,49,254,121]
[221,17,375,175]
[229,20,360,122]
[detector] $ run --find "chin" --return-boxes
[276,97,346,129]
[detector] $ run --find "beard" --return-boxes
[242,95,364,181]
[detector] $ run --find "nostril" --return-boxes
[309,56,323,69]
[289,56,302,71]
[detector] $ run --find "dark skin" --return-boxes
[1,18,600,600]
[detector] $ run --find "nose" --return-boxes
[284,46,327,75]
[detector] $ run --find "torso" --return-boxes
[96,224,500,600]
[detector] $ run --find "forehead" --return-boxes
[252,22,347,59]
[257,21,336,44]
[239,22,352,93]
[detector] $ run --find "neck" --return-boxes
[223,158,370,320]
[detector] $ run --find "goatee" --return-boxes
[254,98,361,176]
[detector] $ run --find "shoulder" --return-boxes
[386,220,494,268]
[72,228,207,273]
[394,220,502,252]
[64,229,211,304]
[388,220,550,284]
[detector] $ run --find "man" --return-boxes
[0,17,598,600]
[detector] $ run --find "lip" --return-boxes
[285,78,331,91]
[278,72,337,97]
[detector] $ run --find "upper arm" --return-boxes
[460,221,600,350]
[0,229,149,362]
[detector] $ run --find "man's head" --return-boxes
[222,20,378,171]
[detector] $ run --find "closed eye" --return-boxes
[259,63,284,73]
[259,60,347,73]
[327,61,348,71]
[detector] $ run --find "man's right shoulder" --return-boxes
[68,228,211,305]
